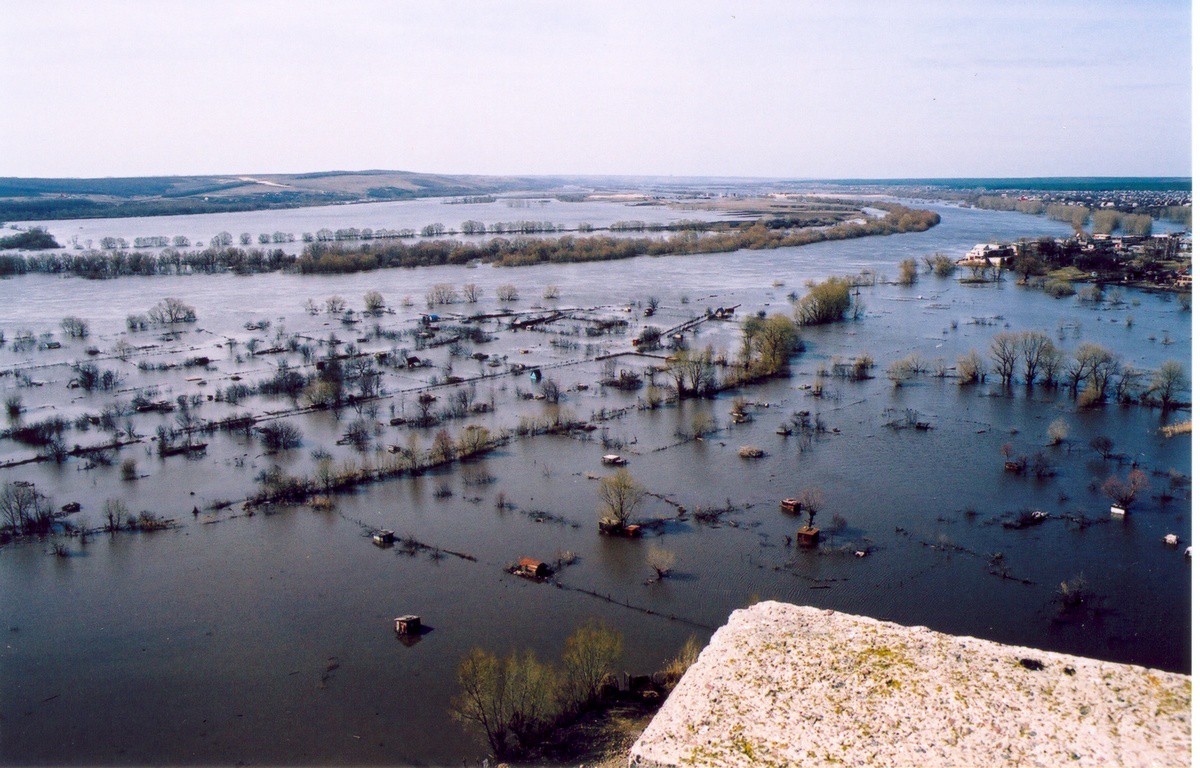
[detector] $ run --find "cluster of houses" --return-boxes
[959,232,1191,288]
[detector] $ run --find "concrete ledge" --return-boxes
[630,601,1190,767]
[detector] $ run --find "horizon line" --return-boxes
[0,171,1191,183]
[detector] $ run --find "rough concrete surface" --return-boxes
[630,601,1190,767]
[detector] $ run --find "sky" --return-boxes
[0,0,1191,179]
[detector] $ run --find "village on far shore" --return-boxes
[959,230,1191,291]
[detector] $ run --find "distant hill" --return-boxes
[0,170,565,221]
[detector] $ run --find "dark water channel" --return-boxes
[0,203,1191,765]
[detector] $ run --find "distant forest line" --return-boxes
[0,170,534,221]
[0,204,939,279]
[971,196,1190,231]
[828,177,1192,192]
[1,171,1189,222]
[0,187,473,221]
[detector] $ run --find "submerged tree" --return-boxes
[741,313,799,375]
[989,332,1020,386]
[147,297,196,324]
[647,545,677,580]
[0,481,53,534]
[597,468,646,526]
[1150,360,1188,412]
[1102,469,1148,509]
[1017,331,1055,386]
[363,290,385,315]
[60,316,89,338]
[793,277,852,325]
[798,486,824,530]
[956,349,984,385]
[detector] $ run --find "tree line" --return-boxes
[973,195,1160,235]
[886,329,1188,411]
[294,204,940,274]
[0,204,939,279]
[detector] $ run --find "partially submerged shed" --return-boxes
[394,615,421,635]
[515,557,550,579]
[372,529,395,546]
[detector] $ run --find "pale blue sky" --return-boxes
[0,0,1190,178]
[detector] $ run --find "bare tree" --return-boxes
[1150,360,1188,411]
[102,498,129,532]
[1046,418,1069,445]
[430,429,457,463]
[60,316,89,338]
[647,546,677,579]
[956,349,983,384]
[148,298,196,324]
[1102,469,1148,509]
[457,425,491,457]
[1089,435,1114,459]
[415,392,438,427]
[451,385,476,417]
[597,469,646,525]
[462,283,480,303]
[1017,331,1054,385]
[539,378,562,404]
[363,290,385,315]
[989,332,1019,386]
[1113,365,1143,404]
[1074,343,1121,398]
[798,486,823,529]
[1,482,52,533]
[427,283,459,306]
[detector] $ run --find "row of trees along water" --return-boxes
[0,204,938,278]
[0,219,720,256]
[970,196,1183,234]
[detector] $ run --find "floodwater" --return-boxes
[0,202,1191,765]
[13,195,739,255]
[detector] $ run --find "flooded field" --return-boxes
[0,202,1190,765]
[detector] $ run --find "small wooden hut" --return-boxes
[394,615,421,635]
[516,558,550,579]
[796,526,820,547]
[372,530,395,546]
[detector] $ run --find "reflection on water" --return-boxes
[0,202,1190,765]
